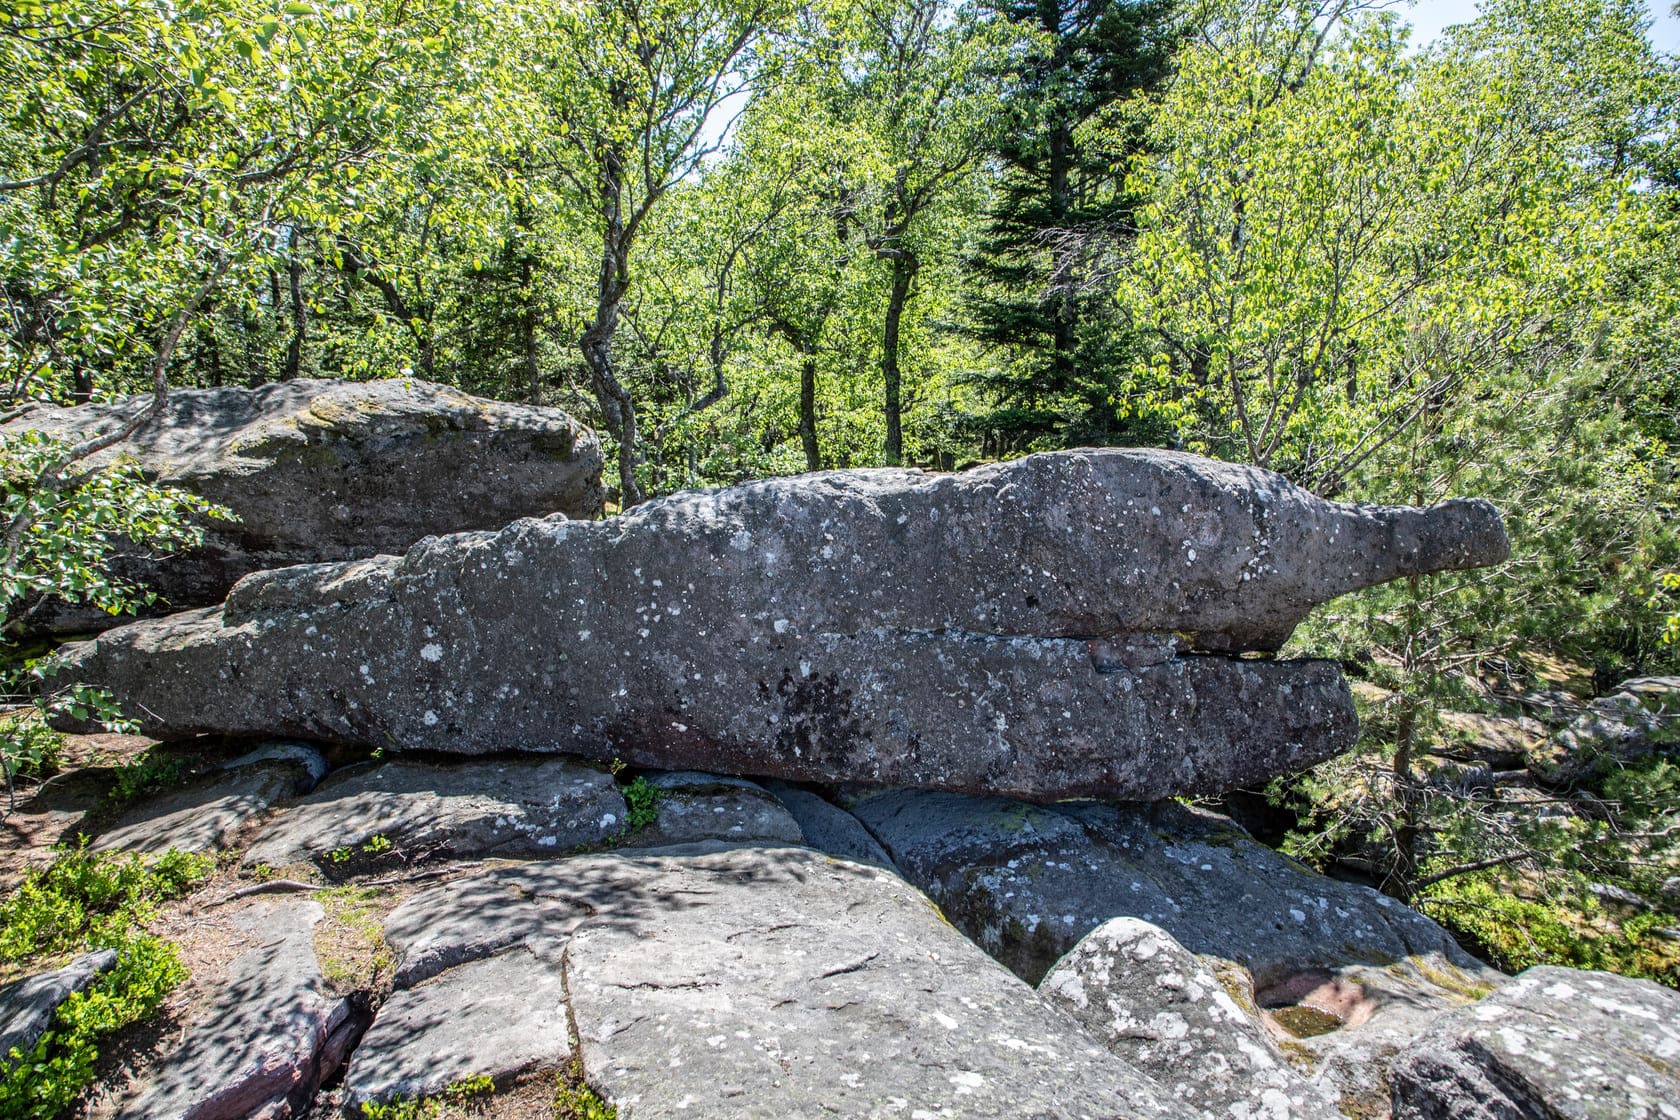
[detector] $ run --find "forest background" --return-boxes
[1,0,1678,986]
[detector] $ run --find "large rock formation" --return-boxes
[355,842,1194,1119]
[50,449,1507,800]
[5,378,602,630]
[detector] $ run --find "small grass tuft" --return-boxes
[554,1057,616,1120]
[315,885,395,995]
[621,777,661,833]
[360,1074,497,1120]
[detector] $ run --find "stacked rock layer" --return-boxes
[51,449,1508,801]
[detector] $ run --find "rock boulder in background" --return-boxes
[5,378,602,631]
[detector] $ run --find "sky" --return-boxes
[1404,0,1680,52]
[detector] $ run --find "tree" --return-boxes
[1126,0,1680,967]
[962,0,1176,454]
[513,0,795,507]
[817,0,1018,463]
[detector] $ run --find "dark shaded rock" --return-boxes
[240,757,626,870]
[342,945,571,1108]
[848,791,1489,988]
[8,378,602,631]
[620,771,804,848]
[1391,966,1680,1120]
[762,781,896,868]
[117,900,348,1120]
[0,950,117,1069]
[1040,918,1340,1120]
[50,450,1506,799]
[379,842,1190,1119]
[93,746,325,855]
[848,790,1505,1117]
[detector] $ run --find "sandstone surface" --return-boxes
[371,842,1193,1119]
[6,378,602,630]
[116,900,351,1120]
[239,756,628,870]
[1390,965,1680,1120]
[1040,918,1340,1120]
[51,449,1507,800]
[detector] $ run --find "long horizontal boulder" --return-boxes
[5,377,602,631]
[49,449,1507,800]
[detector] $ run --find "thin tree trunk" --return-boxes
[881,253,917,466]
[799,354,819,471]
[1047,117,1077,391]
[579,143,644,509]
[283,229,306,380]
[522,254,540,403]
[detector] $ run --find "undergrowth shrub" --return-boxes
[0,844,212,1119]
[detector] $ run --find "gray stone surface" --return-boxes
[241,756,626,869]
[621,772,805,848]
[383,862,599,988]
[1040,919,1340,1120]
[93,758,317,855]
[849,791,1491,988]
[343,945,570,1108]
[847,788,1509,1116]
[51,451,1509,800]
[1391,966,1680,1120]
[223,741,330,785]
[8,377,602,631]
[0,950,117,1068]
[763,781,896,868]
[118,900,349,1120]
[371,844,1194,1117]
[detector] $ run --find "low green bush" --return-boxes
[0,844,211,1119]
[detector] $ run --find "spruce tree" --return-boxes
[963,0,1176,455]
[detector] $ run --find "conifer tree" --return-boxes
[962,0,1176,454]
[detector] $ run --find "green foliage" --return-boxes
[358,1074,496,1120]
[0,844,211,964]
[104,751,190,810]
[621,777,662,833]
[554,1058,617,1120]
[1420,872,1680,987]
[0,434,226,630]
[0,845,210,1117]
[0,715,62,785]
[0,934,186,1120]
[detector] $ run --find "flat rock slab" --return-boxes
[621,772,805,848]
[1041,919,1340,1120]
[849,792,1492,990]
[241,756,627,870]
[1391,966,1680,1120]
[118,900,349,1120]
[53,449,1507,801]
[343,945,571,1108]
[94,756,319,856]
[9,378,602,632]
[851,791,1505,1118]
[377,843,1191,1119]
[0,950,117,1069]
